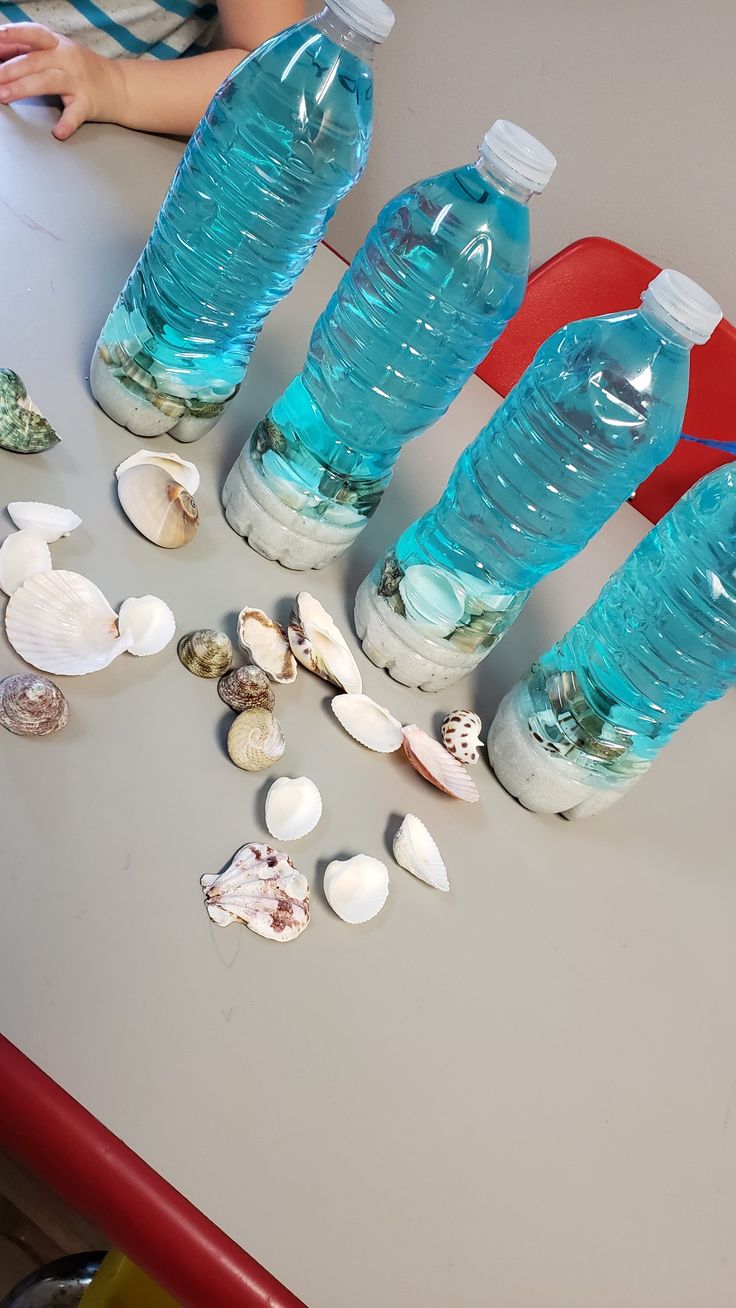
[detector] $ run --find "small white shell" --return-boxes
[238,607,297,684]
[331,693,403,753]
[0,530,52,596]
[265,776,322,841]
[115,450,200,496]
[7,502,82,542]
[393,814,449,892]
[5,570,129,675]
[201,843,309,942]
[402,724,480,802]
[288,592,362,694]
[323,854,389,925]
[441,709,483,765]
[117,595,176,657]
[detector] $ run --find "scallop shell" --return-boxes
[117,464,199,548]
[115,450,200,496]
[288,592,362,694]
[393,814,449,891]
[265,776,322,841]
[5,569,130,675]
[237,607,297,684]
[218,665,274,713]
[323,854,389,925]
[0,673,69,737]
[441,709,483,765]
[0,531,52,596]
[402,724,479,802]
[7,502,81,542]
[178,628,232,678]
[117,595,176,657]
[330,693,403,753]
[201,843,310,942]
[0,369,60,453]
[227,707,286,772]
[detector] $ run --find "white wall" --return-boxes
[327,0,736,319]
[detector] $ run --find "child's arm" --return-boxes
[0,1,304,140]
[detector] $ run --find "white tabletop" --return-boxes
[2,102,736,1308]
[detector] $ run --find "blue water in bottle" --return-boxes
[355,270,722,691]
[91,0,394,442]
[488,463,736,817]
[222,120,556,566]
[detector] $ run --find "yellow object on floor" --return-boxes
[80,1251,179,1307]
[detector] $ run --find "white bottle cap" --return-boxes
[480,120,557,194]
[641,269,722,345]
[325,0,395,42]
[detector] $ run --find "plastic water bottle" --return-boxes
[487,463,736,819]
[90,0,395,444]
[355,270,722,690]
[222,121,556,568]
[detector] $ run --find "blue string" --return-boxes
[681,433,736,458]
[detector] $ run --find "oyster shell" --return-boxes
[288,592,362,694]
[0,531,52,596]
[117,595,176,657]
[0,369,60,453]
[323,854,389,925]
[393,814,448,891]
[441,709,483,765]
[218,665,275,713]
[117,464,199,548]
[115,450,200,496]
[237,607,296,684]
[330,692,403,753]
[0,673,68,737]
[7,502,81,542]
[201,843,310,942]
[402,724,479,802]
[178,628,232,678]
[227,707,286,772]
[265,776,322,841]
[5,569,130,675]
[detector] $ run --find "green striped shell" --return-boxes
[0,369,60,454]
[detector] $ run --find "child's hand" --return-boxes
[0,23,123,139]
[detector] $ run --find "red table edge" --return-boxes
[0,1036,307,1308]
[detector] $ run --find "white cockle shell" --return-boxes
[323,854,389,925]
[115,450,200,496]
[7,501,81,542]
[288,592,362,694]
[5,569,130,675]
[402,724,479,802]
[201,843,310,942]
[330,692,403,752]
[0,530,52,596]
[393,814,449,891]
[117,595,176,657]
[441,709,483,764]
[237,606,297,684]
[265,776,322,841]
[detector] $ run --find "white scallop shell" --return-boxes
[288,592,362,694]
[402,724,480,802]
[5,569,130,675]
[117,595,176,657]
[441,709,483,765]
[201,843,310,942]
[7,502,82,542]
[323,854,389,925]
[393,814,449,892]
[0,531,52,596]
[265,776,322,841]
[237,607,297,684]
[115,450,200,496]
[331,693,403,753]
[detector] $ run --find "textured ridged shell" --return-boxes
[7,502,81,542]
[264,776,322,841]
[323,854,389,925]
[5,570,129,675]
[330,693,403,752]
[441,710,483,765]
[218,665,275,712]
[117,464,199,548]
[178,628,232,678]
[227,707,286,772]
[402,724,479,802]
[0,369,60,453]
[0,673,68,737]
[393,814,449,891]
[201,843,310,942]
[0,531,52,596]
[288,592,362,694]
[237,607,297,684]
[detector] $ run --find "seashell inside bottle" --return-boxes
[0,673,69,737]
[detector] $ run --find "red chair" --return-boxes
[477,237,736,521]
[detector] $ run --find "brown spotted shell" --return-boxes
[227,707,286,772]
[0,673,68,736]
[201,843,310,942]
[218,665,275,713]
[440,709,483,765]
[178,628,233,678]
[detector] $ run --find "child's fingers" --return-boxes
[0,67,65,102]
[0,43,33,61]
[0,23,58,50]
[0,50,54,84]
[53,98,85,140]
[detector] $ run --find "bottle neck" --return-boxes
[314,6,377,61]
[638,303,694,352]
[474,152,534,204]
